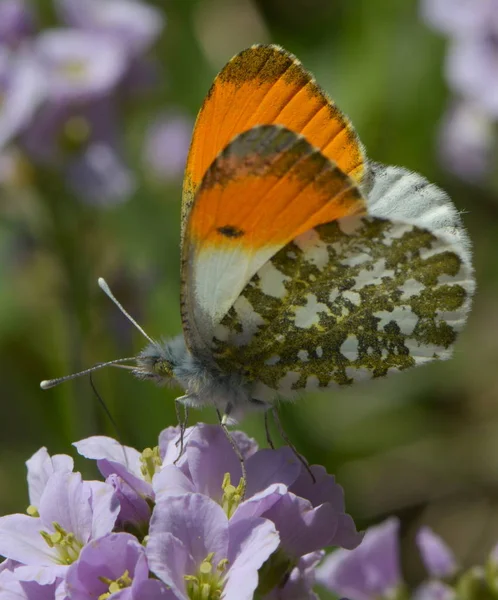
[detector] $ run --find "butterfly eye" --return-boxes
[153,359,174,378]
[135,345,174,384]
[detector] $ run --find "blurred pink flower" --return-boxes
[0,0,34,48]
[446,31,498,117]
[421,0,497,37]
[55,0,165,57]
[421,0,498,182]
[33,28,127,103]
[0,47,45,151]
[416,527,458,579]
[438,101,493,183]
[144,111,193,181]
[316,517,401,600]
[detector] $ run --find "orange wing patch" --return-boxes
[181,125,365,353]
[182,44,366,237]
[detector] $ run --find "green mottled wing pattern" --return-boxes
[211,215,473,402]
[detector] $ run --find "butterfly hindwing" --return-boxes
[180,125,366,354]
[211,214,473,402]
[182,44,366,239]
[367,162,473,264]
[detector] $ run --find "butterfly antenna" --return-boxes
[89,373,131,473]
[98,277,155,345]
[271,407,316,483]
[40,357,136,390]
[89,372,122,441]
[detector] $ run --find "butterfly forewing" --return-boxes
[182,44,366,238]
[180,125,366,354]
[211,216,473,402]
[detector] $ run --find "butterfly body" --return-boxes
[135,335,266,420]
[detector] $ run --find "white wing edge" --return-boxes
[366,162,473,268]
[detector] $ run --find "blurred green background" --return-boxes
[1,0,497,590]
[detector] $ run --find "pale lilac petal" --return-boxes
[55,580,66,600]
[0,514,59,566]
[263,493,339,557]
[288,550,324,598]
[0,571,27,600]
[316,517,401,599]
[0,0,34,47]
[55,0,165,56]
[0,571,26,600]
[153,465,196,499]
[97,460,152,499]
[289,465,345,510]
[34,28,127,102]
[223,518,279,600]
[22,579,61,600]
[231,430,259,459]
[283,463,362,550]
[26,448,74,507]
[416,527,458,578]
[158,424,256,470]
[158,425,194,467]
[0,570,58,600]
[185,425,244,502]
[334,513,364,551]
[105,591,133,600]
[158,426,183,457]
[87,481,119,539]
[73,437,151,497]
[132,578,180,600]
[0,560,20,574]
[414,581,456,600]
[146,532,192,599]
[66,143,136,206]
[11,565,65,585]
[38,473,93,545]
[265,551,324,600]
[353,517,401,587]
[149,494,229,567]
[65,533,148,600]
[245,447,301,498]
[74,436,141,475]
[107,475,151,530]
[145,112,192,180]
[316,548,370,600]
[232,485,287,523]
[0,48,46,150]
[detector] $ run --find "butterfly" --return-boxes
[42,44,475,424]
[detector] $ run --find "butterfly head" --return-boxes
[134,342,175,385]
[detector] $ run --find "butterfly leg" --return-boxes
[272,407,316,484]
[174,399,190,463]
[216,408,247,500]
[264,410,275,449]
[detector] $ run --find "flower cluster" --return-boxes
[0,0,191,204]
[318,516,498,600]
[420,0,498,183]
[0,423,362,599]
